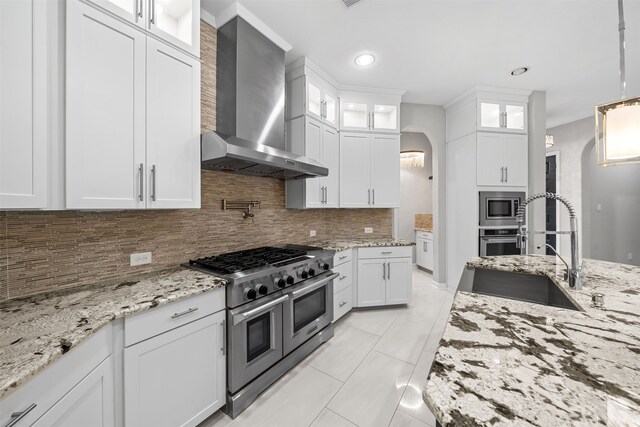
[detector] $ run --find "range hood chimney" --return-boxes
[201,16,328,180]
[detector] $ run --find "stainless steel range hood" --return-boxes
[201,17,327,180]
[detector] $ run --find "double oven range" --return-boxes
[186,245,337,418]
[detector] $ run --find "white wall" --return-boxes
[527,91,547,254]
[399,103,446,285]
[546,117,593,258]
[399,132,433,259]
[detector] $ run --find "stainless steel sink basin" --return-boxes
[459,268,581,311]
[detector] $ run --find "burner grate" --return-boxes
[189,246,308,274]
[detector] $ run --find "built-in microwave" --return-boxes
[479,191,526,227]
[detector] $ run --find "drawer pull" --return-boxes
[6,403,37,427]
[339,301,348,307]
[171,307,198,319]
[339,255,348,260]
[381,251,393,254]
[339,275,348,280]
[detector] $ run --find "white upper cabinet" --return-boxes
[147,0,200,57]
[339,91,400,133]
[87,0,200,57]
[477,99,527,133]
[66,0,147,209]
[286,116,339,209]
[339,132,400,208]
[87,0,145,28]
[66,0,200,209]
[146,38,200,209]
[0,0,48,209]
[286,60,339,130]
[476,133,527,187]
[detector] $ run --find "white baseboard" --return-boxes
[431,280,447,290]
[446,282,457,293]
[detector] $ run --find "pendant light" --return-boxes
[545,134,555,148]
[595,0,640,166]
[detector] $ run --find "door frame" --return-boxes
[546,150,561,254]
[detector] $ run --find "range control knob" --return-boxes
[276,278,286,288]
[300,269,309,279]
[256,284,268,295]
[320,262,330,271]
[285,275,294,285]
[308,268,316,277]
[244,288,257,300]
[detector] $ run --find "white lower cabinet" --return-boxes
[416,231,434,271]
[333,285,353,321]
[355,246,412,307]
[124,310,226,427]
[332,249,354,322]
[33,355,115,427]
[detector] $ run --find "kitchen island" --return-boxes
[423,255,640,426]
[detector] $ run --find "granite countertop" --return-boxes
[310,238,414,252]
[415,227,433,232]
[424,255,640,426]
[0,268,226,400]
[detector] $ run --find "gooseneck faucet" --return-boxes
[516,193,583,289]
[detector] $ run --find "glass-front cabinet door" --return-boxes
[88,0,145,26]
[324,92,337,128]
[341,101,369,131]
[147,0,200,57]
[306,80,322,120]
[478,100,527,133]
[372,104,398,132]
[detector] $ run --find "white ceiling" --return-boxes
[201,0,640,129]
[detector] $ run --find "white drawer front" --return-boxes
[333,249,353,266]
[124,288,224,347]
[333,261,353,294]
[416,231,433,240]
[358,246,412,259]
[333,285,353,322]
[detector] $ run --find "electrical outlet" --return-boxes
[130,252,152,266]
[596,203,603,212]
[629,252,633,261]
[364,227,373,234]
[309,230,316,237]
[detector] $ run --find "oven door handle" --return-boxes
[233,295,290,326]
[481,238,516,243]
[290,273,339,298]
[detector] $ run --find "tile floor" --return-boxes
[202,267,455,427]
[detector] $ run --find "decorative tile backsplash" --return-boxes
[0,21,392,300]
[415,214,433,231]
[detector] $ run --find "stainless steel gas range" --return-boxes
[185,244,337,418]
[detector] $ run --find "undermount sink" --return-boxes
[461,268,581,311]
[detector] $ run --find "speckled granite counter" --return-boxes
[310,238,414,252]
[424,255,640,426]
[0,268,226,400]
[415,228,433,233]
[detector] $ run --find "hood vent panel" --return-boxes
[202,16,328,180]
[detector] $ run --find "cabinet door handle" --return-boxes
[368,189,371,205]
[171,307,198,319]
[136,0,143,18]
[382,262,386,280]
[504,167,508,182]
[424,241,428,252]
[372,188,375,205]
[500,167,504,183]
[149,0,155,24]
[221,320,226,356]
[504,111,508,128]
[138,163,144,201]
[387,262,391,279]
[325,186,328,204]
[151,165,157,201]
[371,111,375,129]
[5,403,37,427]
[339,301,348,307]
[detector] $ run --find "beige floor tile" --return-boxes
[310,408,357,427]
[218,363,342,427]
[327,351,413,427]
[389,410,432,427]
[306,324,380,381]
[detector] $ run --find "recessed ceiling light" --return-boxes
[355,54,375,67]
[510,67,529,76]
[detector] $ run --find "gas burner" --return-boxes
[188,246,308,274]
